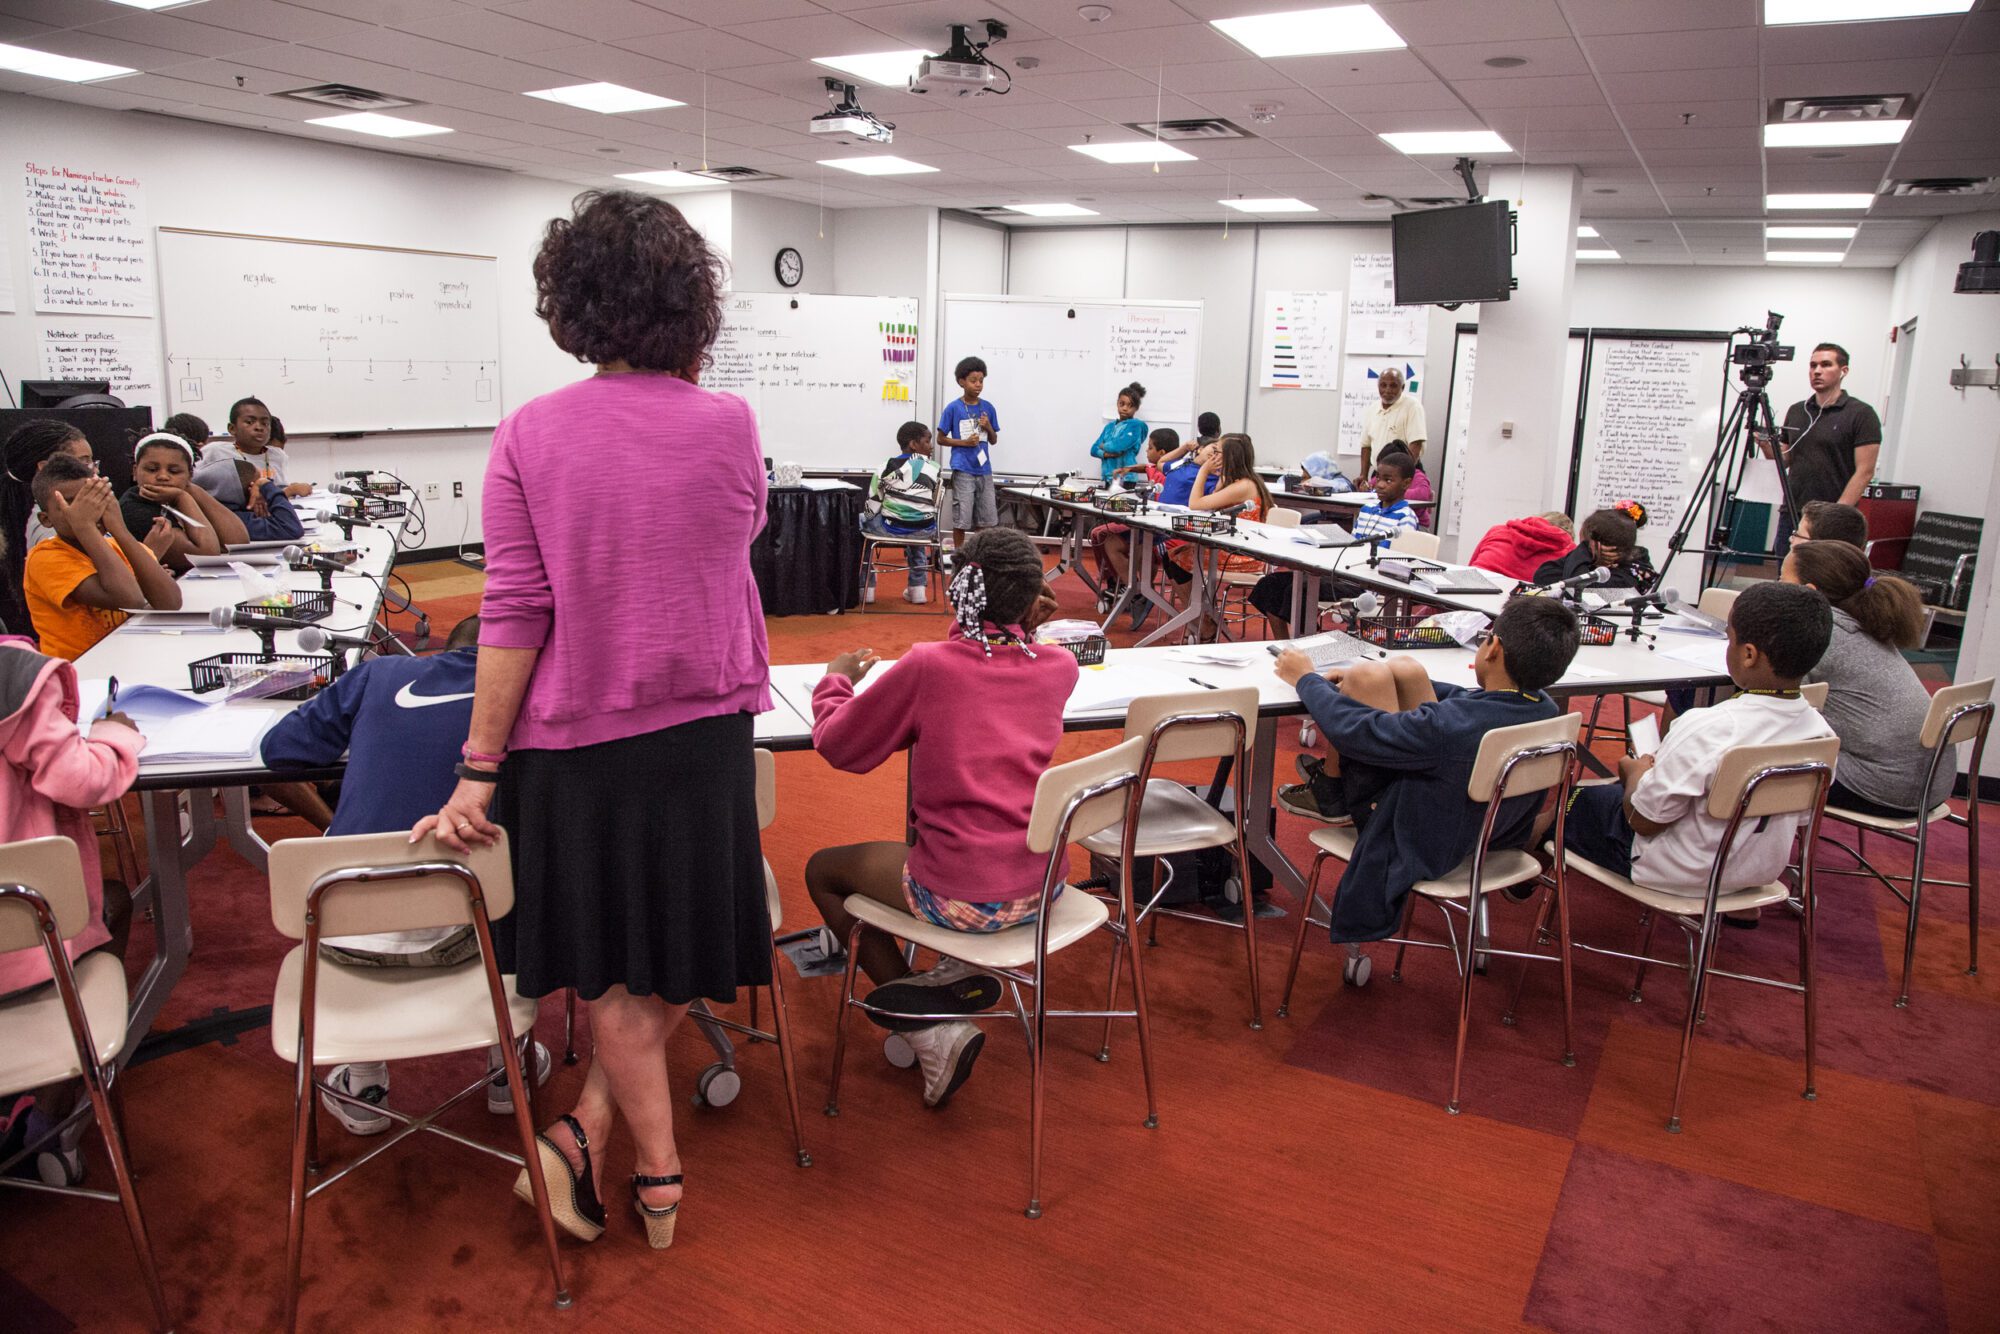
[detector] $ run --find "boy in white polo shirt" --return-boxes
[1551,581,1835,893]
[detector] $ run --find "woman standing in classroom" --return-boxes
[416,189,772,1250]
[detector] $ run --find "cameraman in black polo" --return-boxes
[1779,342,1882,528]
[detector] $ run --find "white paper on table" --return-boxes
[1628,714,1662,757]
[106,683,216,726]
[1067,662,1208,714]
[117,611,228,633]
[138,706,279,763]
[1665,638,1731,676]
[75,679,112,737]
[1558,662,1613,681]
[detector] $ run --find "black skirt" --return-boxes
[492,711,773,1004]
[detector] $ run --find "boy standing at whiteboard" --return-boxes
[937,356,998,553]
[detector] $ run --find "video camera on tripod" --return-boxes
[1729,311,1795,385]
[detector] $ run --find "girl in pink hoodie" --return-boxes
[0,637,143,998]
[805,527,1077,1109]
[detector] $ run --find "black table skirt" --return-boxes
[751,486,863,616]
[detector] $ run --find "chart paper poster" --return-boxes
[1345,253,1426,357]
[1339,356,1424,454]
[1259,289,1341,389]
[39,321,163,409]
[24,161,153,315]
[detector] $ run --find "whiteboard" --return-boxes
[1439,326,1585,538]
[706,291,921,469]
[941,295,1202,477]
[156,228,502,435]
[1570,333,1730,565]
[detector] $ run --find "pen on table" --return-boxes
[105,676,119,720]
[1187,676,1218,690]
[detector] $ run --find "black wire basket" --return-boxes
[232,589,333,624]
[1051,635,1109,666]
[188,652,335,701]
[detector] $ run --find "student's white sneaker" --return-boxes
[904,1021,984,1108]
[486,1040,554,1115]
[866,956,1003,1031]
[323,1063,391,1136]
[903,585,928,604]
[863,583,877,604]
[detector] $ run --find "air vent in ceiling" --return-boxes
[693,165,786,183]
[276,84,420,111]
[1773,93,1909,123]
[1884,177,1991,196]
[1122,118,1254,142]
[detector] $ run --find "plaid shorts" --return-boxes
[902,868,1056,934]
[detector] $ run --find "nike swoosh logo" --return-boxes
[395,683,475,709]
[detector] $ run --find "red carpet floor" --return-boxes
[2,559,1994,1332]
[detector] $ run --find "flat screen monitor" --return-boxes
[1390,201,1513,306]
[20,380,113,409]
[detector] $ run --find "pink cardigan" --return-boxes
[478,373,773,751]
[0,641,142,995]
[812,631,1079,902]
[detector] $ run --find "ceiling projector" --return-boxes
[909,22,1008,97]
[810,80,893,144]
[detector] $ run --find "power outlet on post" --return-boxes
[422,482,442,501]
[453,482,464,498]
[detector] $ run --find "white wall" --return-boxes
[726,192,832,295]
[939,214,1006,294]
[834,206,937,427]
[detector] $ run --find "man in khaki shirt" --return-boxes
[1358,366,1428,463]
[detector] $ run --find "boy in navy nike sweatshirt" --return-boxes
[260,617,548,1133]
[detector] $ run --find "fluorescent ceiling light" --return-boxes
[1765,0,1972,25]
[1069,141,1197,164]
[1768,192,1874,209]
[1576,248,1621,260]
[307,112,451,138]
[1767,225,1857,239]
[813,50,930,86]
[1577,225,1599,238]
[1767,250,1846,262]
[1220,197,1318,213]
[525,82,682,114]
[1212,5,1407,58]
[1764,120,1909,147]
[0,41,135,82]
[1380,130,1513,156]
[1005,203,1099,217]
[818,155,938,176]
[616,170,715,188]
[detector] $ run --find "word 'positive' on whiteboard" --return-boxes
[156,228,503,435]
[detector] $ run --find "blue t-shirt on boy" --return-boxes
[937,397,997,476]
[1157,450,1215,507]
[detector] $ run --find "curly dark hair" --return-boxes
[162,412,210,448]
[533,190,726,373]
[957,526,1047,626]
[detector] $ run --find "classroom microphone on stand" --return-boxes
[208,605,312,632]
[297,625,374,654]
[1538,566,1615,594]
[283,544,349,575]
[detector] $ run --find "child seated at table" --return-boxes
[192,458,306,542]
[1273,597,1581,957]
[1790,499,1867,552]
[1542,581,1834,896]
[1468,511,1575,582]
[259,615,551,1135]
[118,431,248,572]
[1533,502,1655,591]
[24,456,181,661]
[1380,441,1432,504]
[804,527,1075,1109]
[1249,453,1418,639]
[1096,427,1177,625]
[863,421,941,606]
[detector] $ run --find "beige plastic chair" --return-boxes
[1390,528,1441,559]
[824,736,1153,1219]
[1267,507,1304,529]
[1799,680,1829,709]
[1813,678,1991,1007]
[560,753,810,1164]
[0,837,170,1332]
[1278,715,1584,1114]
[1564,736,1840,1132]
[1079,688,1265,1034]
[267,829,567,1330]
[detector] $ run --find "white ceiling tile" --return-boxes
[1566,0,1759,37]
[397,11,586,58]
[0,0,104,25]
[1321,79,1465,113]
[1061,22,1246,68]
[1268,48,1433,87]
[1371,0,1574,44]
[836,0,1053,48]
[1765,57,1943,99]
[1153,60,1293,94]
[490,0,698,43]
[1455,74,1606,109]
[76,12,271,57]
[1606,67,1761,103]
[1416,36,1592,79]
[1578,27,1757,75]
[724,10,910,56]
[1016,65,1159,99]
[612,26,794,70]
[1764,13,1962,65]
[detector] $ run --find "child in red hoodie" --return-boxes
[1468,511,1576,582]
[806,527,1076,1109]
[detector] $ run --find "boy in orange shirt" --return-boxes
[23,454,181,658]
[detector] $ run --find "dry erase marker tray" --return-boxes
[1170,512,1237,536]
[188,652,335,701]
[233,589,334,624]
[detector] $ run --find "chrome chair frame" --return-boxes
[280,858,567,1331]
[0,879,171,1332]
[1811,695,1989,1007]
[1567,753,1836,1133]
[1277,734,1583,1114]
[858,470,948,615]
[823,764,1153,1220]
